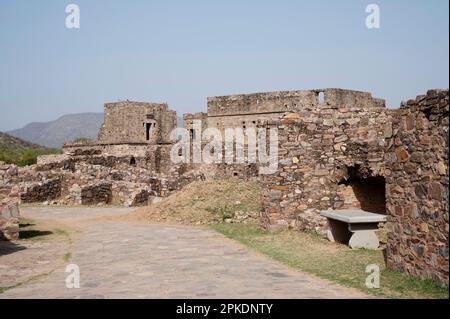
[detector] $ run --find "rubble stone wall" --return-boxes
[260,103,389,234]
[11,152,203,207]
[385,89,449,285]
[0,162,20,241]
[20,178,62,203]
[62,143,149,158]
[81,182,113,205]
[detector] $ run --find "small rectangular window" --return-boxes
[318,92,325,104]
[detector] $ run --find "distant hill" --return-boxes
[0,132,60,167]
[8,113,104,148]
[0,132,41,149]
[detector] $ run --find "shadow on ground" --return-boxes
[0,241,26,257]
[19,230,53,240]
[19,222,35,228]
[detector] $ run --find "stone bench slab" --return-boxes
[320,209,386,250]
[320,209,387,224]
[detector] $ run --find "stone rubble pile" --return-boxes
[2,155,204,209]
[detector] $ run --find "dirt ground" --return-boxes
[0,217,73,292]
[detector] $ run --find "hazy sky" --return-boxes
[0,0,448,131]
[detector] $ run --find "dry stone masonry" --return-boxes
[260,90,389,234]
[385,90,449,285]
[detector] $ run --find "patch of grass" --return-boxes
[53,228,71,240]
[63,252,72,262]
[211,223,449,299]
[0,272,49,294]
[206,202,248,221]
[18,218,71,242]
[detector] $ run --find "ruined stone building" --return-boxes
[0,88,448,285]
[185,89,384,134]
[257,89,447,285]
[65,101,177,159]
[98,101,176,145]
[6,101,195,209]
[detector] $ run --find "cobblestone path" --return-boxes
[1,207,368,299]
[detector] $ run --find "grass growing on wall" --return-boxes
[211,223,449,299]
[0,147,61,167]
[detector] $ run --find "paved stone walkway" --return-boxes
[1,207,368,299]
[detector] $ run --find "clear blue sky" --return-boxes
[0,0,448,131]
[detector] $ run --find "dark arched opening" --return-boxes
[335,165,386,214]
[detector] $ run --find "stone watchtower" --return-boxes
[97,101,177,145]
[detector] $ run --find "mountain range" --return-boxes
[7,113,104,148]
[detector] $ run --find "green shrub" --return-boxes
[0,147,61,167]
[206,202,247,221]
[72,137,91,143]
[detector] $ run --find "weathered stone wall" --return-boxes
[111,183,151,207]
[207,90,310,133]
[62,143,149,157]
[260,102,389,233]
[9,149,203,207]
[97,101,176,144]
[385,89,449,285]
[184,113,208,136]
[0,162,20,241]
[207,89,385,133]
[20,178,62,203]
[81,182,112,205]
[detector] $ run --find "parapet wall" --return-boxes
[207,89,385,133]
[385,89,449,285]
[207,90,315,117]
[207,88,385,117]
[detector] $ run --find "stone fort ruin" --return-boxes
[0,88,448,285]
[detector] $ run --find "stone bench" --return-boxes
[320,209,387,249]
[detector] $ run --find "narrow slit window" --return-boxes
[146,123,152,141]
